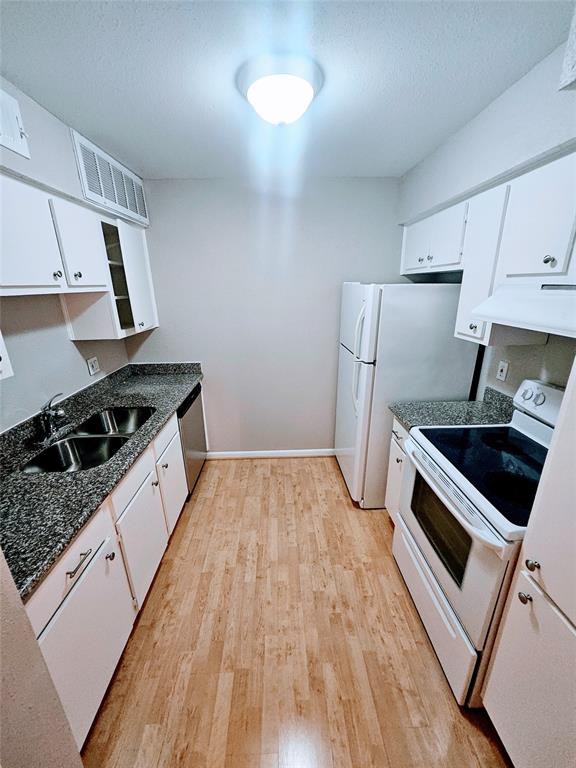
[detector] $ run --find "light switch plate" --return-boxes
[87,356,100,376]
[496,360,509,382]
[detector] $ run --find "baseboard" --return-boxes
[206,448,336,460]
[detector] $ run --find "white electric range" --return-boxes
[392,379,564,706]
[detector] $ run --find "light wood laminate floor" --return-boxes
[82,458,509,768]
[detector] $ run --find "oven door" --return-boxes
[399,437,517,649]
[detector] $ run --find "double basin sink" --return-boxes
[21,407,155,474]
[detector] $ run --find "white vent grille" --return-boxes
[72,130,149,225]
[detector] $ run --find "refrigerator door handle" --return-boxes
[353,304,366,359]
[352,361,361,415]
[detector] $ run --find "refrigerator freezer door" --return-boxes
[339,282,380,362]
[335,344,375,502]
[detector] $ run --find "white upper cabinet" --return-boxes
[0,174,66,292]
[118,220,158,332]
[50,197,109,288]
[61,218,159,340]
[454,186,546,347]
[495,153,576,284]
[401,202,467,274]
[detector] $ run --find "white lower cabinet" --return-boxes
[384,437,404,524]
[115,469,168,607]
[483,570,576,768]
[156,431,188,535]
[37,521,135,748]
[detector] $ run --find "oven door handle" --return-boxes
[404,440,509,559]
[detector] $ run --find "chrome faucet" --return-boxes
[37,393,67,443]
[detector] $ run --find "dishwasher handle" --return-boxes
[177,383,202,419]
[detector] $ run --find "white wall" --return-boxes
[478,335,576,400]
[127,178,402,452]
[0,295,128,432]
[399,44,576,222]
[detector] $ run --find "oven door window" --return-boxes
[411,472,472,588]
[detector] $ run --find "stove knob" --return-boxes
[521,388,533,401]
[533,392,546,406]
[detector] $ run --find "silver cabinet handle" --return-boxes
[162,463,169,469]
[542,255,557,267]
[417,256,424,264]
[53,270,63,280]
[66,549,93,579]
[152,480,159,487]
[426,254,433,261]
[469,323,477,331]
[138,321,145,328]
[518,592,533,605]
[74,271,82,280]
[525,559,541,572]
[395,457,403,464]
[105,551,116,561]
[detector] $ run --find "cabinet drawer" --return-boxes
[38,532,134,747]
[391,418,409,447]
[110,446,155,519]
[153,414,178,459]
[393,516,476,704]
[26,501,114,637]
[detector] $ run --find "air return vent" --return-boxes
[71,130,148,225]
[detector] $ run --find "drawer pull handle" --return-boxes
[152,480,159,487]
[66,548,93,579]
[426,254,433,261]
[105,551,116,562]
[518,592,533,605]
[469,323,477,331]
[525,559,541,572]
[53,270,63,280]
[417,257,424,264]
[74,271,83,280]
[395,457,403,464]
[162,462,169,469]
[542,255,557,267]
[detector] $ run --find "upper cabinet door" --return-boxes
[401,216,432,272]
[429,202,467,269]
[454,187,508,341]
[497,154,576,280]
[49,198,110,288]
[401,202,467,273]
[0,175,66,289]
[118,220,158,331]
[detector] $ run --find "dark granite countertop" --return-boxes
[0,363,202,599]
[389,386,514,431]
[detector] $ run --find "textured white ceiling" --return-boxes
[0,1,572,179]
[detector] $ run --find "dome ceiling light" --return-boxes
[237,55,323,125]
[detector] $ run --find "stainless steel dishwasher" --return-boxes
[177,383,207,496]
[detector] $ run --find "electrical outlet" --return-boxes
[496,360,509,382]
[87,356,100,376]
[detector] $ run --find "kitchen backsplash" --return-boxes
[477,334,576,399]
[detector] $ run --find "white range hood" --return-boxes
[472,284,576,338]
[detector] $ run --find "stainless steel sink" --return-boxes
[21,435,129,474]
[72,406,155,437]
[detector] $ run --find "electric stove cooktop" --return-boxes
[419,425,548,527]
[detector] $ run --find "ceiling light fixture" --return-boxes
[237,56,323,125]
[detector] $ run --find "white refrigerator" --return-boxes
[335,282,478,508]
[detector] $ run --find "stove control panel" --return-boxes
[513,379,565,427]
